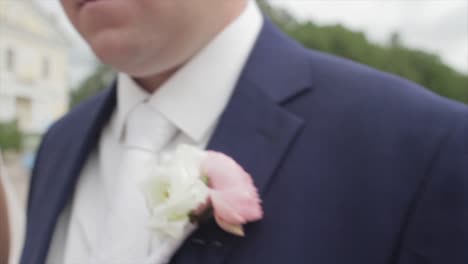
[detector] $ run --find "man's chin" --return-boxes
[94,54,158,79]
[88,35,182,80]
[88,34,134,65]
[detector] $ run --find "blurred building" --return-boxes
[0,0,69,148]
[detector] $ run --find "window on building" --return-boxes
[42,57,50,79]
[5,48,15,72]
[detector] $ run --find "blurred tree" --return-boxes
[0,121,22,151]
[70,64,115,107]
[71,0,467,105]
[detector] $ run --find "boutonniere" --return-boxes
[142,144,263,239]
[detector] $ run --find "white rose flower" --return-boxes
[142,145,210,239]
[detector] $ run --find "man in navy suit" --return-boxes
[21,0,467,263]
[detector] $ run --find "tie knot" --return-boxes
[123,103,177,153]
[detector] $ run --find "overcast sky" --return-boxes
[273,0,468,73]
[35,0,468,86]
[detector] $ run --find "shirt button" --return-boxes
[191,238,207,246]
[211,240,223,247]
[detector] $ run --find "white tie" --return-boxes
[91,103,177,263]
[124,103,177,153]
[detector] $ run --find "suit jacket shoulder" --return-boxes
[275,39,468,263]
[290,46,467,162]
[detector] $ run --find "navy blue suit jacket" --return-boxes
[21,20,468,264]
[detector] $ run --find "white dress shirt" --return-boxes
[47,1,263,263]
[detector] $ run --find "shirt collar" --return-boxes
[116,0,263,143]
[115,74,150,142]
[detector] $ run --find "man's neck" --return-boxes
[134,67,180,94]
[133,0,248,94]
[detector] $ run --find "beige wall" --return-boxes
[0,0,69,134]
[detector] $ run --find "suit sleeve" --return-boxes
[397,114,468,264]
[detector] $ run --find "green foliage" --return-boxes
[259,0,467,103]
[0,120,22,151]
[70,64,115,107]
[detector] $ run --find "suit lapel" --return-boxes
[172,73,305,264]
[207,79,304,195]
[23,86,117,264]
[172,19,313,264]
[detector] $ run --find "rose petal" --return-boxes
[215,215,245,237]
[210,191,247,224]
[211,190,262,223]
[202,151,254,190]
[201,151,263,232]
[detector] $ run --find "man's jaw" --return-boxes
[76,0,106,8]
